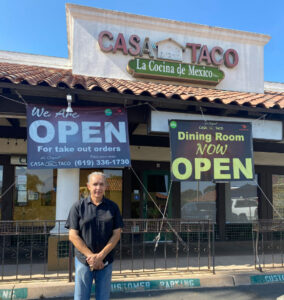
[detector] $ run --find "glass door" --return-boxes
[142,170,172,242]
[142,170,172,219]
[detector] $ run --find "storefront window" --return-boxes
[272,175,284,219]
[13,167,56,220]
[181,181,216,222]
[226,179,258,223]
[143,172,170,219]
[104,169,122,212]
[79,169,123,212]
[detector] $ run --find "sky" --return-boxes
[0,0,284,83]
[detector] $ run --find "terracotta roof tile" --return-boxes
[277,99,284,107]
[0,62,284,110]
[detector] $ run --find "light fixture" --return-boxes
[66,94,73,113]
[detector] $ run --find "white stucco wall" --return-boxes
[0,50,70,69]
[265,81,284,92]
[66,4,270,93]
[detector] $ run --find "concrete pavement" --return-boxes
[2,265,284,299]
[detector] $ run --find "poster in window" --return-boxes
[17,191,27,205]
[28,191,39,200]
[17,175,27,185]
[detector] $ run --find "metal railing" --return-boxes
[0,219,215,282]
[253,220,284,271]
[116,219,215,274]
[0,220,66,281]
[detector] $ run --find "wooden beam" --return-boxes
[130,135,169,147]
[0,126,26,138]
[253,141,284,153]
[7,118,20,127]
[128,123,139,135]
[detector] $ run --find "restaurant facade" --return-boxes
[0,4,284,242]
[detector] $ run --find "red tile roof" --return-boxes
[0,62,284,109]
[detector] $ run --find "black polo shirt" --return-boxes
[65,196,123,265]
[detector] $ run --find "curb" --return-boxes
[2,272,284,299]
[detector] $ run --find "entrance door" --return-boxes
[142,170,172,219]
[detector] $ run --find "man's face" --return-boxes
[87,174,106,201]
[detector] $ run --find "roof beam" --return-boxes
[7,118,20,127]
[0,126,26,139]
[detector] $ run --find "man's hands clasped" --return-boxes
[86,253,104,271]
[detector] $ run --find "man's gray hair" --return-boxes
[87,171,107,183]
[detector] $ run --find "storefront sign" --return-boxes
[98,31,239,85]
[27,105,131,169]
[10,156,27,165]
[98,31,239,68]
[128,58,224,84]
[169,120,255,181]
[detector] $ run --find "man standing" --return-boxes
[66,172,123,300]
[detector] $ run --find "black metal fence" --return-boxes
[117,219,215,274]
[0,219,215,282]
[0,220,66,281]
[252,220,284,271]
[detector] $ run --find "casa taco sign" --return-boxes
[98,31,239,85]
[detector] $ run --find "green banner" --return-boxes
[127,58,224,85]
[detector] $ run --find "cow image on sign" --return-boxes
[169,120,255,182]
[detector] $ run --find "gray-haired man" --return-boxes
[66,172,123,300]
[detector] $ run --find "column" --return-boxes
[50,168,80,235]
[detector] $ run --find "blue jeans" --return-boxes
[74,257,113,300]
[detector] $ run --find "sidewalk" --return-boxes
[2,264,284,300]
